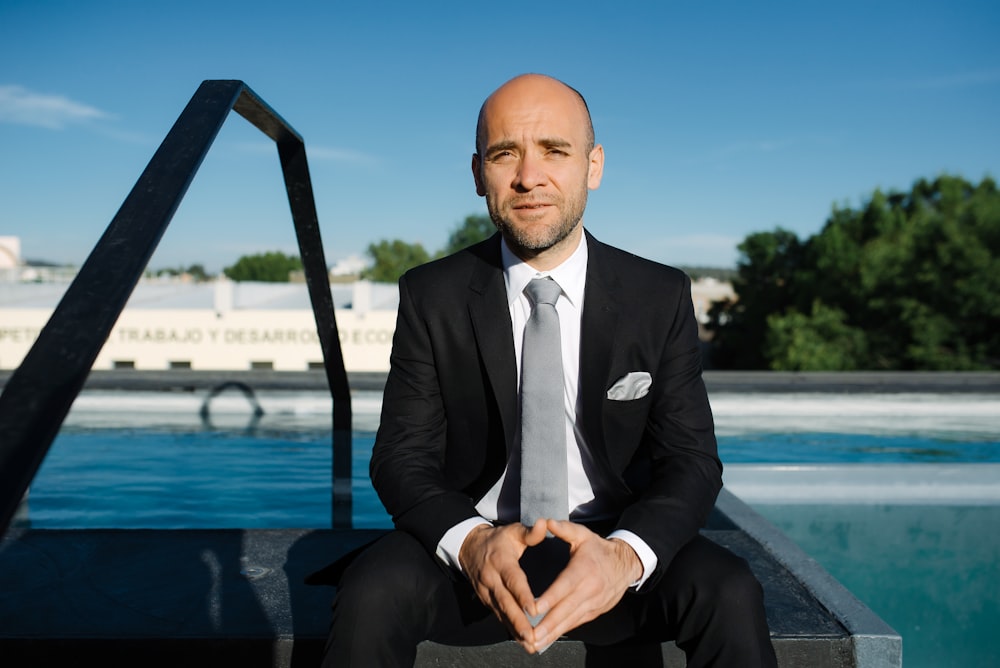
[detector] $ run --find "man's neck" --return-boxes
[505,224,584,272]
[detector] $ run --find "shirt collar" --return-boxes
[501,231,588,309]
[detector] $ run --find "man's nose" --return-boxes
[514,152,547,190]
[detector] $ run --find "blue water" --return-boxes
[17,390,1000,668]
[760,503,999,668]
[25,425,1000,529]
[724,431,1000,463]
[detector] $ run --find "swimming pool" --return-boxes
[23,390,1000,525]
[18,389,1000,667]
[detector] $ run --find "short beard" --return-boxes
[487,190,588,254]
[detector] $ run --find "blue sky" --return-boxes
[1,0,997,273]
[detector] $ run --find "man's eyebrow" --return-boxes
[483,139,518,155]
[538,137,573,149]
[483,137,574,155]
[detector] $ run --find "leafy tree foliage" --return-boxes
[706,228,803,369]
[764,301,868,371]
[361,214,496,284]
[185,264,210,282]
[152,264,211,282]
[360,239,431,283]
[437,214,496,257]
[707,174,1000,370]
[223,251,303,282]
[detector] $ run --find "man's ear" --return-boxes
[472,153,486,196]
[587,144,605,191]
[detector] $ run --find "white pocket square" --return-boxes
[606,371,652,401]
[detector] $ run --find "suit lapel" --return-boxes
[579,233,621,456]
[463,232,622,458]
[467,237,518,452]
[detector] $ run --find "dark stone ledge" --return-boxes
[3,368,997,394]
[0,491,900,667]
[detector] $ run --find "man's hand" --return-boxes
[458,520,549,652]
[526,519,644,653]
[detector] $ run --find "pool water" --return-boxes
[16,389,1000,668]
[758,503,1000,668]
[23,426,1000,529]
[26,428,343,529]
[26,389,1000,529]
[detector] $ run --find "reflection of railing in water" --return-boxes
[199,381,266,431]
[0,80,353,534]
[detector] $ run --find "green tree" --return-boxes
[765,300,868,370]
[151,263,211,282]
[183,264,210,282]
[707,174,1000,370]
[437,214,495,257]
[223,251,303,282]
[358,214,495,284]
[706,227,804,369]
[361,239,431,283]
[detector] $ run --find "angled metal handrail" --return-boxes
[0,80,353,534]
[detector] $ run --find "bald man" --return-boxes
[318,74,776,668]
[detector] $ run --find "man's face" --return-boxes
[473,76,603,261]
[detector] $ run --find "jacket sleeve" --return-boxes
[368,274,482,556]
[613,273,723,590]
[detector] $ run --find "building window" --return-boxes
[307,361,325,370]
[169,361,192,369]
[113,360,135,369]
[250,361,274,370]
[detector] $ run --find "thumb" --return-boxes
[523,519,550,546]
[545,518,587,543]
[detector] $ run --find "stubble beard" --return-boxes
[487,189,588,255]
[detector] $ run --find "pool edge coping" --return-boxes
[716,488,903,667]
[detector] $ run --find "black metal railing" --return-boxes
[0,80,353,534]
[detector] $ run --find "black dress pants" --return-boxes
[321,530,777,668]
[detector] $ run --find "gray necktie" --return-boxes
[520,277,568,527]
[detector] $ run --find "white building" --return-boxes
[0,279,398,373]
[0,237,21,283]
[0,275,733,373]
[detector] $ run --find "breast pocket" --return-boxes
[602,393,653,471]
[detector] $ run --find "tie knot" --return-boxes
[524,277,561,307]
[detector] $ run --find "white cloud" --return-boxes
[234,141,378,165]
[0,85,111,129]
[306,145,379,165]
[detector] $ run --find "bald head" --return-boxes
[475,74,595,156]
[471,73,604,269]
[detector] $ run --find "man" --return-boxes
[320,73,776,667]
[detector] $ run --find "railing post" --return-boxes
[0,80,354,534]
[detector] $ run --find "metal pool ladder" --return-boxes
[0,80,354,534]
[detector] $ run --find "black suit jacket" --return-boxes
[370,230,721,589]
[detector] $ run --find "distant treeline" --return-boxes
[172,173,998,372]
[704,174,998,371]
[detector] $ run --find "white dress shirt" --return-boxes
[436,232,656,588]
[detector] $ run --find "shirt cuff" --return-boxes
[608,529,658,589]
[436,517,493,572]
